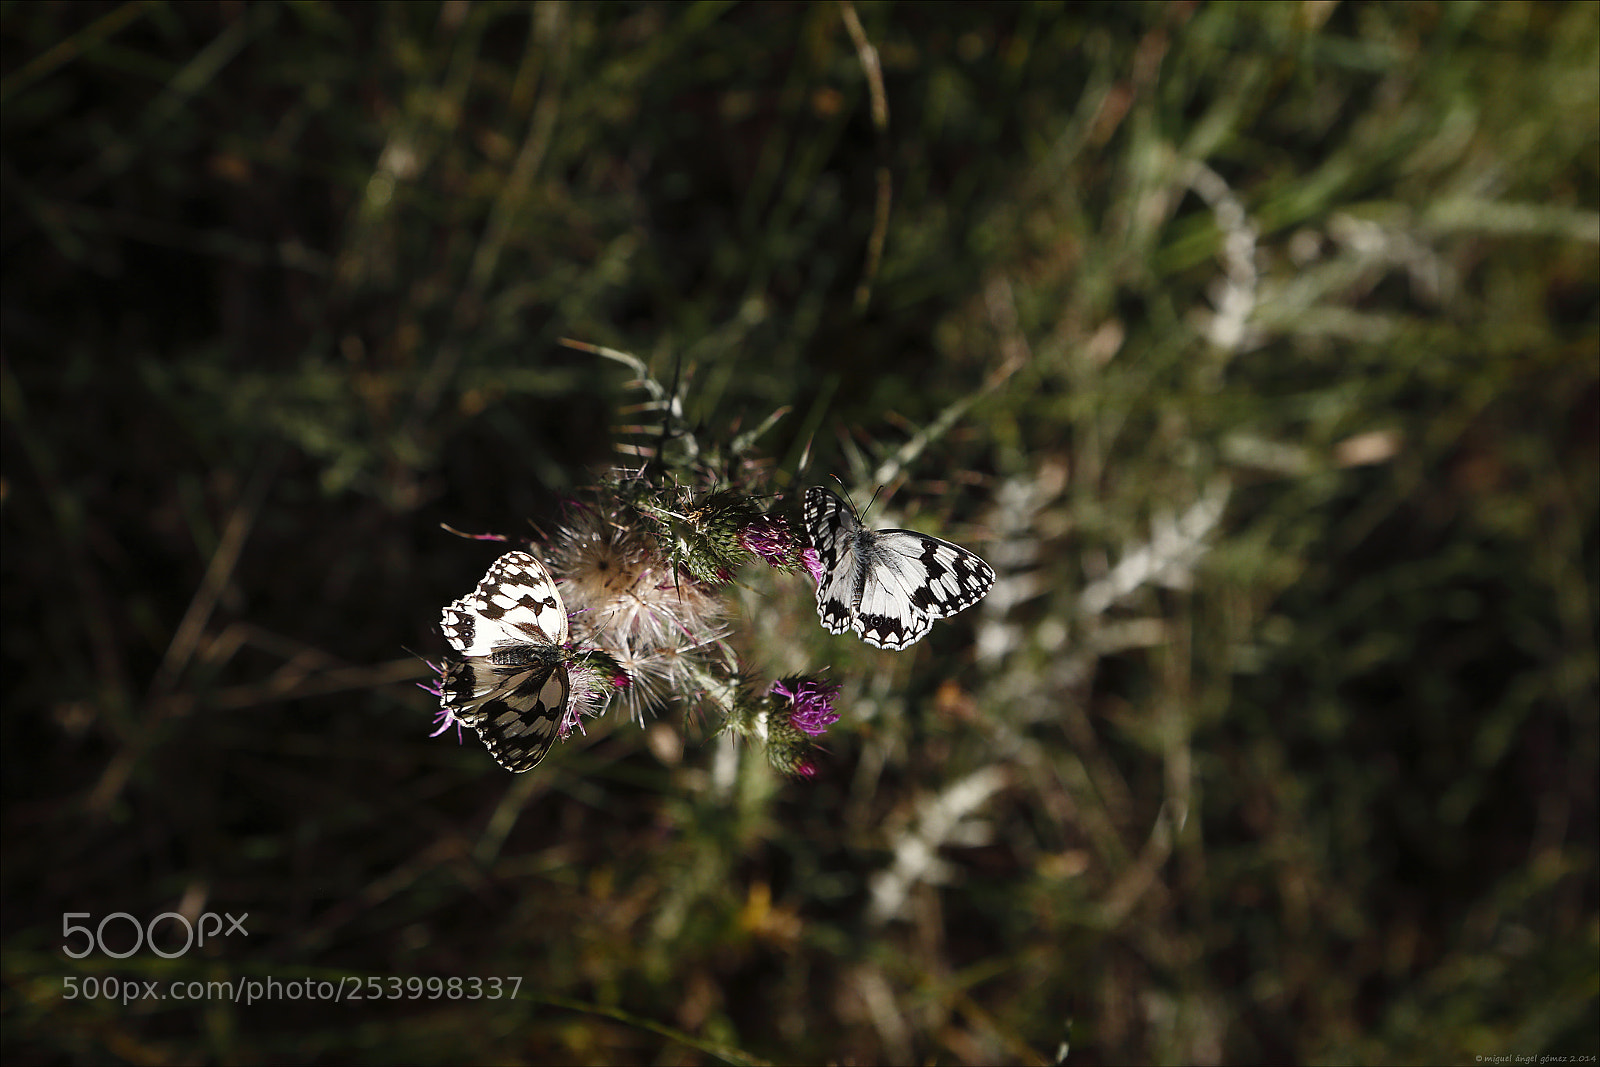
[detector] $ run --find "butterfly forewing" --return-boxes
[441,551,568,656]
[803,486,995,650]
[805,488,864,635]
[439,551,571,772]
[804,488,851,576]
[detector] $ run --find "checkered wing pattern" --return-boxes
[439,551,570,772]
[803,487,995,651]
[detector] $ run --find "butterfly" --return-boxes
[803,486,996,650]
[439,550,570,772]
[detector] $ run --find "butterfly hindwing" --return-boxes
[803,486,995,651]
[439,551,570,773]
[447,658,569,773]
[854,532,943,650]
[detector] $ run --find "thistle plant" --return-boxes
[548,471,831,753]
[430,348,841,776]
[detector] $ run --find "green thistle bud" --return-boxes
[634,488,763,585]
[714,675,839,778]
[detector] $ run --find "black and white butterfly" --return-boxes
[803,486,996,651]
[439,550,570,772]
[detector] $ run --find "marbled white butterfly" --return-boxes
[440,550,570,772]
[803,486,995,650]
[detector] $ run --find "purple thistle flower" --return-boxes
[557,703,587,740]
[430,705,465,741]
[801,546,824,586]
[417,657,448,698]
[771,677,840,737]
[739,517,797,569]
[420,659,465,742]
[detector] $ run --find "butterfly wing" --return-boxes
[804,486,996,651]
[804,487,862,636]
[855,530,996,650]
[441,550,569,655]
[440,551,571,772]
[444,653,569,773]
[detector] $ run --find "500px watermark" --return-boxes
[62,912,247,959]
[62,975,524,1006]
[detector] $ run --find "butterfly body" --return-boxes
[804,487,995,650]
[440,551,570,772]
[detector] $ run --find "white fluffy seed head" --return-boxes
[552,500,725,650]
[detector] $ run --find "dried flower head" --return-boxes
[550,497,726,654]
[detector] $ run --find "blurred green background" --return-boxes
[2,1,1596,1063]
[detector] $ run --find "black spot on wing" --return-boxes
[440,607,477,650]
[478,588,562,625]
[855,612,923,650]
[819,595,854,634]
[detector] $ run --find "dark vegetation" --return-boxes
[2,2,1595,1063]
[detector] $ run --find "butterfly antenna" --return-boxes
[862,483,887,522]
[822,473,858,519]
